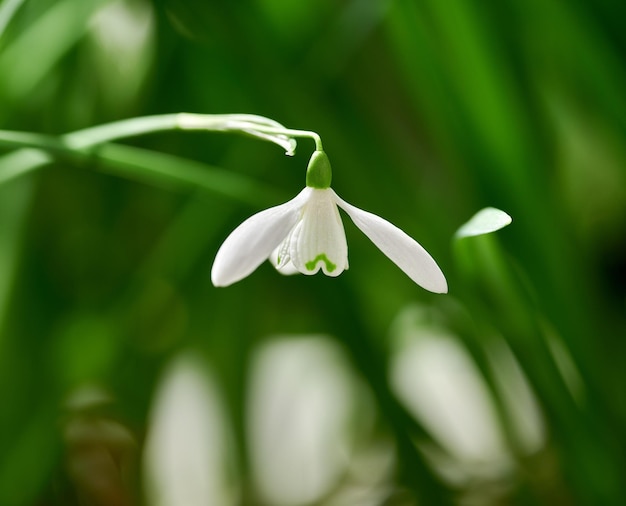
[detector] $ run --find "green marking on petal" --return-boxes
[305,253,336,273]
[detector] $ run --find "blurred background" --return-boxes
[0,0,625,504]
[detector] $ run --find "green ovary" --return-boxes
[305,254,336,272]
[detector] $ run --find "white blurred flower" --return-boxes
[211,151,447,292]
[247,337,356,506]
[389,306,518,485]
[143,354,236,506]
[391,332,510,468]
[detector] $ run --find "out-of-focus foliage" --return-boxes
[0,0,625,504]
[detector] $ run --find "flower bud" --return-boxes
[305,150,332,189]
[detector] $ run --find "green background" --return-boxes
[0,0,625,504]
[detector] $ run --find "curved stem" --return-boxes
[235,124,324,151]
[0,113,320,157]
[177,114,323,151]
[0,114,325,192]
[64,114,182,148]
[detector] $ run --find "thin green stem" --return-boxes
[0,113,320,155]
[0,117,291,205]
[235,124,324,151]
[0,115,185,155]
[176,113,323,152]
[63,114,182,148]
[267,127,323,151]
[0,114,324,197]
[0,130,68,153]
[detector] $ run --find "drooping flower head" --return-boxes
[211,150,447,293]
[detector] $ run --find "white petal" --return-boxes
[211,188,311,286]
[290,189,348,277]
[454,207,512,239]
[269,245,300,276]
[333,191,447,293]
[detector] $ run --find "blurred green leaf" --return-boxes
[0,0,107,107]
[0,0,26,41]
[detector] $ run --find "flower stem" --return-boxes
[235,124,324,151]
[0,113,324,192]
[0,113,322,155]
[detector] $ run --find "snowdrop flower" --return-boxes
[211,151,447,293]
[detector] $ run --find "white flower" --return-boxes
[211,151,447,293]
[211,186,447,292]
